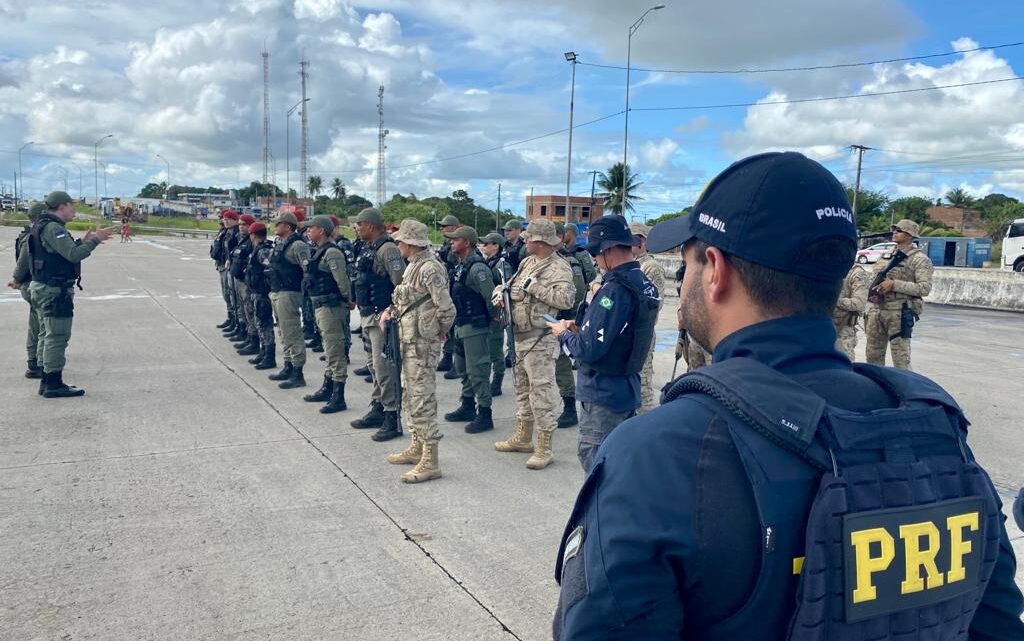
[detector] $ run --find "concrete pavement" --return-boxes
[1,228,1021,639]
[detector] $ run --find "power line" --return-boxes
[577,41,1024,75]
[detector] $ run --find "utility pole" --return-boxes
[850,145,871,224]
[262,46,272,209]
[70,162,82,199]
[299,56,310,200]
[495,182,502,232]
[564,51,578,225]
[376,85,388,207]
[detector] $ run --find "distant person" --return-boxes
[120,219,132,243]
[8,202,47,379]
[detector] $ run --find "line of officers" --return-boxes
[210,207,667,483]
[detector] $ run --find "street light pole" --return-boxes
[564,51,578,225]
[286,98,310,203]
[18,141,34,207]
[622,4,665,213]
[156,154,171,200]
[70,161,83,199]
[94,134,113,209]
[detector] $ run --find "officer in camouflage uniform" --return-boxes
[832,263,869,360]
[230,214,259,355]
[301,215,352,414]
[211,211,236,331]
[442,226,499,433]
[480,232,511,396]
[673,259,711,372]
[267,211,311,389]
[629,223,666,414]
[9,202,46,379]
[381,219,456,483]
[435,214,461,374]
[25,191,115,397]
[220,211,242,340]
[492,219,575,469]
[865,218,933,370]
[244,223,277,370]
[554,223,591,428]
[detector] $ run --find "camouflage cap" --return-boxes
[522,219,560,246]
[554,222,566,236]
[308,214,335,235]
[354,207,385,225]
[44,190,73,209]
[439,214,460,227]
[503,219,523,231]
[391,218,431,247]
[629,222,652,238]
[480,232,507,246]
[444,226,478,244]
[276,212,299,228]
[892,218,921,238]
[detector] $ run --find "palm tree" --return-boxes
[330,178,346,201]
[307,175,323,198]
[944,187,975,209]
[596,162,643,215]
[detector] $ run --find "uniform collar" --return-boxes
[713,315,848,374]
[408,249,430,263]
[602,260,640,278]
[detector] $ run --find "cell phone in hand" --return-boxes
[542,314,559,324]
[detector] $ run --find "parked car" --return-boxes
[856,242,896,264]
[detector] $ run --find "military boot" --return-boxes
[444,368,460,380]
[320,381,347,414]
[268,361,293,381]
[444,396,476,422]
[351,401,384,429]
[387,434,422,464]
[401,441,441,484]
[303,373,333,402]
[254,344,277,370]
[353,365,371,377]
[229,324,249,342]
[42,371,86,398]
[436,351,453,372]
[38,378,46,396]
[489,371,503,397]
[495,419,535,453]
[236,336,260,356]
[216,317,233,329]
[278,365,306,389]
[557,396,578,428]
[25,359,43,379]
[372,411,402,442]
[465,406,494,434]
[306,335,322,351]
[526,430,553,470]
[221,315,236,334]
[248,344,266,365]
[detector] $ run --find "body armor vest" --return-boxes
[230,236,252,280]
[557,249,587,320]
[211,228,228,263]
[27,214,80,285]
[583,269,659,375]
[16,226,30,261]
[268,233,304,292]
[246,240,274,295]
[353,235,396,314]
[305,242,344,300]
[451,255,491,328]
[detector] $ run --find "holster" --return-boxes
[892,302,918,340]
[49,287,75,319]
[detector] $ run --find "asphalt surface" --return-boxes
[1,228,1021,639]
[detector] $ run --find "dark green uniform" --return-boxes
[13,227,41,372]
[485,254,512,380]
[554,247,590,398]
[451,255,497,410]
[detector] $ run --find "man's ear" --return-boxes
[703,246,733,305]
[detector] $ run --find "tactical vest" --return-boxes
[485,255,509,286]
[305,242,344,301]
[662,359,999,640]
[246,240,273,295]
[503,239,525,272]
[223,227,239,261]
[557,248,587,320]
[353,234,397,314]
[570,244,595,284]
[15,226,30,261]
[27,214,80,285]
[211,228,228,263]
[451,255,491,328]
[268,233,304,292]
[337,237,356,278]
[582,269,659,375]
[230,236,253,280]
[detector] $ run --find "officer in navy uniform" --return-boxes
[245,222,277,370]
[547,215,660,473]
[552,152,1024,640]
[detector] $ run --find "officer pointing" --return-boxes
[552,152,1024,640]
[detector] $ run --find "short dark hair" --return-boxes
[691,237,855,316]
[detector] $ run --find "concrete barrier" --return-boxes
[651,255,1024,312]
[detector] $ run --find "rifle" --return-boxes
[867,249,908,304]
[499,266,517,385]
[383,317,403,433]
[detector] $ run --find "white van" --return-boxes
[1003,219,1024,272]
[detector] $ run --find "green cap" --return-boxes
[276,212,299,228]
[439,214,460,227]
[44,191,73,209]
[444,226,478,244]
[308,215,335,235]
[480,232,507,246]
[554,223,566,236]
[502,219,523,231]
[354,207,385,225]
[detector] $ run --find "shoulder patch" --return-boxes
[327,258,340,271]
[562,525,585,571]
[599,295,614,310]
[389,257,405,273]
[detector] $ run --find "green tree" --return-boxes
[886,196,932,226]
[944,187,975,209]
[330,178,346,201]
[845,186,889,230]
[981,202,1024,239]
[597,162,643,214]
[307,175,323,198]
[137,182,165,199]
[645,208,690,226]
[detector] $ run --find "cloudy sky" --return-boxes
[2,0,1024,220]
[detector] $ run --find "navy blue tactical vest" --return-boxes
[582,268,660,376]
[662,358,1000,640]
[451,255,490,328]
[211,227,228,263]
[246,240,273,295]
[27,214,80,285]
[353,234,396,314]
[268,233,304,292]
[229,236,252,280]
[304,242,343,301]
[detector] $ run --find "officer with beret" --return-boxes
[244,222,277,370]
[9,202,47,379]
[552,152,1024,640]
[266,211,311,389]
[628,222,666,414]
[216,210,241,337]
[547,215,660,472]
[479,232,510,396]
[230,214,259,355]
[23,191,115,397]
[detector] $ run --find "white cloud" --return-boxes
[639,138,679,169]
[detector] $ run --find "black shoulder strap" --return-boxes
[664,357,834,470]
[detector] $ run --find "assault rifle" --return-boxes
[498,266,516,385]
[867,249,908,304]
[383,317,403,433]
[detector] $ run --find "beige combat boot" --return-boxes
[495,419,535,453]
[526,429,553,469]
[387,434,422,465]
[401,441,442,484]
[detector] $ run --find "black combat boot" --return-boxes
[303,374,333,402]
[351,401,385,429]
[444,368,460,380]
[42,371,86,398]
[557,396,578,428]
[229,324,249,342]
[254,344,277,370]
[237,336,260,356]
[504,350,514,369]
[320,381,347,414]
[490,371,503,397]
[25,359,43,379]
[465,405,494,434]
[353,365,371,376]
[216,317,232,329]
[436,351,453,372]
[221,314,237,333]
[302,324,315,341]
[371,411,402,442]
[306,335,322,350]
[444,396,476,422]
[248,343,265,364]
[278,365,306,389]
[38,378,46,396]
[268,361,293,381]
